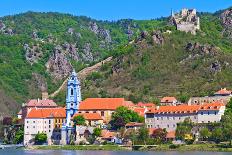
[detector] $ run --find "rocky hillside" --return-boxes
[1,7,232,116]
[0,12,165,116]
[80,8,232,103]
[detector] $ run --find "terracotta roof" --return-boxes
[137,102,155,107]
[125,122,144,127]
[149,128,158,135]
[133,107,146,116]
[214,88,232,95]
[199,102,225,111]
[166,131,176,139]
[26,108,66,118]
[72,113,103,120]
[79,98,133,110]
[146,102,224,114]
[161,97,177,103]
[25,99,58,107]
[101,130,115,139]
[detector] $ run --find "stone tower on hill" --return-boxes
[170,8,200,35]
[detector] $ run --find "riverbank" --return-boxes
[31,144,232,152]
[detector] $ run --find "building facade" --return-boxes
[24,108,66,145]
[145,102,225,132]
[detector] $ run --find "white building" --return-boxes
[24,108,66,145]
[145,102,225,132]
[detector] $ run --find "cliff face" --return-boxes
[0,8,232,115]
[220,8,232,39]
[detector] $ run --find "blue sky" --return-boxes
[0,0,231,20]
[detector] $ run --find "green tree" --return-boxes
[93,128,102,138]
[211,128,223,143]
[35,132,47,144]
[200,127,211,141]
[73,115,86,126]
[226,98,232,112]
[176,118,193,140]
[151,128,167,144]
[137,126,149,145]
[13,129,24,144]
[110,106,144,130]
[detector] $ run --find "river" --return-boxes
[0,150,231,155]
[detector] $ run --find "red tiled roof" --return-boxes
[72,113,103,120]
[25,99,58,107]
[26,108,66,118]
[146,102,224,114]
[166,131,175,139]
[101,130,115,139]
[133,107,146,116]
[125,122,144,127]
[79,98,133,110]
[214,88,232,95]
[161,97,177,103]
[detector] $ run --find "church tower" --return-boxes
[65,70,81,127]
[61,70,81,145]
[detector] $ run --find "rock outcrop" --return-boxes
[152,31,164,45]
[81,43,94,62]
[46,45,73,80]
[24,44,43,64]
[32,73,48,92]
[185,42,218,56]
[220,8,232,39]
[62,43,80,61]
[89,22,112,43]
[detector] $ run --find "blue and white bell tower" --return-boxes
[66,70,81,127]
[61,70,81,145]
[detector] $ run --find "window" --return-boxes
[161,117,163,120]
[49,120,51,124]
[27,121,29,123]
[27,126,29,128]
[179,117,181,120]
[49,125,51,128]
[33,121,35,123]
[101,111,104,116]
[173,124,175,127]
[201,112,203,115]
[215,112,217,115]
[167,117,169,120]
[93,111,96,113]
[173,117,175,120]
[71,88,74,95]
[208,112,210,115]
[167,125,169,128]
[157,125,159,128]
[33,126,35,128]
[49,130,51,133]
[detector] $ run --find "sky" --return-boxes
[0,0,231,20]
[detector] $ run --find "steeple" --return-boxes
[65,69,81,127]
[171,8,174,17]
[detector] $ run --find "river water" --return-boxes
[0,150,231,155]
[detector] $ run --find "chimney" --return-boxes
[156,106,160,110]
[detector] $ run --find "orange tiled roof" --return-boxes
[166,131,176,139]
[101,130,115,139]
[161,97,177,103]
[214,88,232,95]
[79,98,133,110]
[133,107,146,116]
[146,102,224,114]
[26,107,66,118]
[149,128,158,135]
[25,99,58,107]
[72,113,103,120]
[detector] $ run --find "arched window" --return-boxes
[71,88,73,95]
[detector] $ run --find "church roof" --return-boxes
[72,113,103,120]
[26,107,66,118]
[79,98,133,110]
[25,99,58,107]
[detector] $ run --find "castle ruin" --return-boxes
[171,8,200,35]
